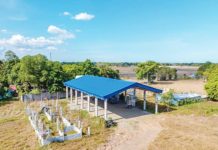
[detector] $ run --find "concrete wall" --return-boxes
[22,92,66,101]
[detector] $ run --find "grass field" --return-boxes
[149,101,218,150]
[0,99,39,150]
[0,99,218,150]
[0,99,113,150]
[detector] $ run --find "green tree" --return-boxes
[98,65,120,79]
[17,54,48,90]
[63,64,83,80]
[4,50,19,62]
[196,61,213,77]
[9,54,66,94]
[170,68,177,80]
[80,59,99,75]
[135,61,160,83]
[157,67,177,81]
[161,89,174,111]
[46,61,66,93]
[205,65,218,101]
[0,51,19,87]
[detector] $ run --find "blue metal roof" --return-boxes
[64,75,162,100]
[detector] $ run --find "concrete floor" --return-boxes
[69,96,150,122]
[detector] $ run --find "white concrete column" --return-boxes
[124,91,127,103]
[87,95,90,112]
[66,86,68,100]
[95,98,98,116]
[155,94,158,114]
[143,90,146,111]
[75,90,78,105]
[70,88,73,104]
[80,92,84,109]
[104,99,108,120]
[133,88,136,107]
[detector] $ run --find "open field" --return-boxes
[0,99,39,150]
[149,101,218,150]
[0,99,113,150]
[112,65,199,80]
[99,101,218,150]
[152,80,206,95]
[113,65,206,95]
[0,99,218,150]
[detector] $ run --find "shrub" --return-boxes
[205,66,218,101]
[161,89,174,111]
[30,88,41,95]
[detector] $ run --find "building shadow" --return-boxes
[69,96,177,121]
[96,100,151,120]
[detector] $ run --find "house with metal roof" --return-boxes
[64,75,162,120]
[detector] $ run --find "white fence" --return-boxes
[26,106,82,146]
[22,92,67,102]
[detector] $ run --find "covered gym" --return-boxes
[64,75,162,120]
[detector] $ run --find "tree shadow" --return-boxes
[0,98,19,107]
[136,100,177,113]
[151,81,174,85]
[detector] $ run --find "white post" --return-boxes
[75,90,78,105]
[56,94,58,112]
[87,127,91,136]
[104,99,108,120]
[143,90,146,111]
[124,91,127,103]
[57,118,59,130]
[133,88,136,107]
[95,98,98,116]
[70,88,73,104]
[80,92,84,109]
[66,86,68,100]
[60,107,63,117]
[155,94,158,114]
[87,95,90,112]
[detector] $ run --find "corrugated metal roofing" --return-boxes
[64,75,162,100]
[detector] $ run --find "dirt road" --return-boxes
[99,114,163,150]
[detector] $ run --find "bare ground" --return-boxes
[99,114,163,150]
[149,115,218,150]
[112,66,199,80]
[99,111,218,150]
[113,65,206,95]
[0,100,39,150]
[152,80,206,95]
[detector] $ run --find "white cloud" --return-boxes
[0,29,7,33]
[47,46,57,51]
[73,12,95,21]
[63,11,70,16]
[0,26,75,52]
[0,34,62,51]
[9,16,27,21]
[75,29,82,32]
[48,25,75,39]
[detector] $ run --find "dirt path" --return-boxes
[99,114,163,150]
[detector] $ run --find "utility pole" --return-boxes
[49,52,52,61]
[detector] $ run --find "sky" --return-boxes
[0,0,218,63]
